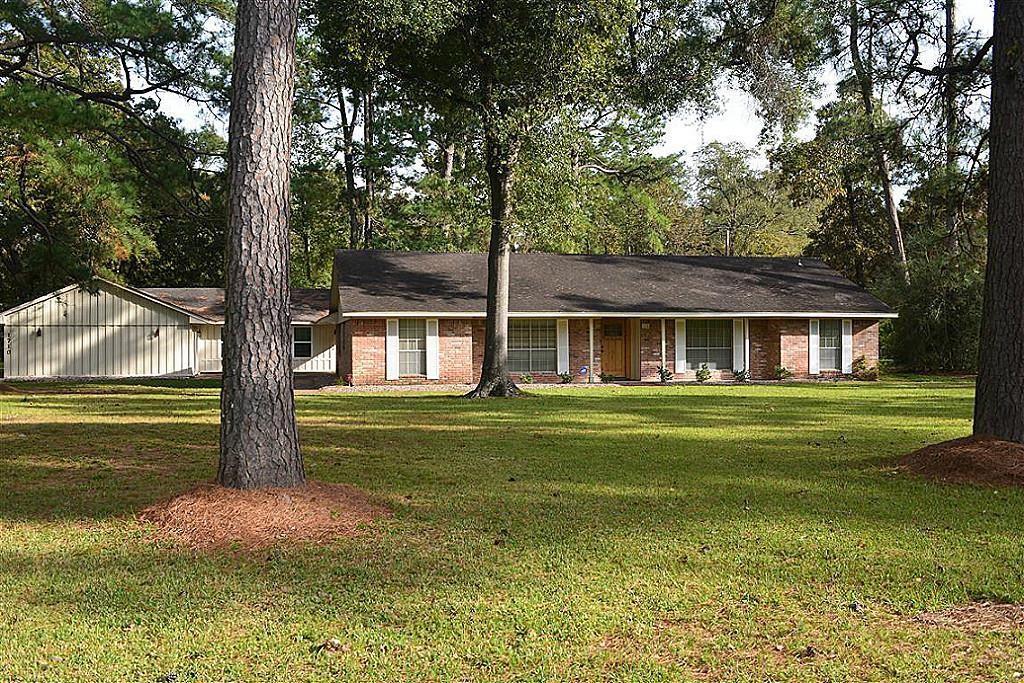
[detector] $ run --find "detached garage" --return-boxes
[1,280,335,379]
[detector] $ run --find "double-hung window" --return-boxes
[685,319,733,370]
[398,319,427,376]
[293,327,312,359]
[508,319,557,373]
[819,319,842,371]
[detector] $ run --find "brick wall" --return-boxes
[749,318,810,379]
[637,319,675,381]
[853,320,880,367]
[748,319,780,380]
[348,319,386,385]
[779,319,810,378]
[344,316,883,385]
[345,318,475,385]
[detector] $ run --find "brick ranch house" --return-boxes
[0,249,894,382]
[331,250,895,384]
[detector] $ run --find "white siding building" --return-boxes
[1,280,335,379]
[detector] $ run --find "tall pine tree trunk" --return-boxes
[466,129,519,398]
[219,0,305,488]
[943,0,959,250]
[849,0,910,285]
[362,85,376,248]
[974,0,1024,444]
[336,85,362,248]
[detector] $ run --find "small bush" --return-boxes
[559,371,573,384]
[519,373,535,384]
[733,369,750,382]
[657,365,673,383]
[341,374,354,387]
[851,356,879,381]
[774,365,793,380]
[695,364,712,383]
[599,372,616,383]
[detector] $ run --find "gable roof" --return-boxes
[333,250,895,318]
[142,288,331,323]
[1,279,218,324]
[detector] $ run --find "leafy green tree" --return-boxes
[692,142,815,256]
[0,0,229,307]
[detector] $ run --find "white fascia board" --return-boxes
[338,310,898,320]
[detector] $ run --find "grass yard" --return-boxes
[2,378,1023,681]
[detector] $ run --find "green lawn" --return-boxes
[1,378,1022,681]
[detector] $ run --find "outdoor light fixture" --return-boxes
[35,328,42,337]
[153,328,160,338]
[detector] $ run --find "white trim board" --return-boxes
[339,311,897,320]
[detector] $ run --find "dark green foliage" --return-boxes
[882,258,984,372]
[695,363,712,382]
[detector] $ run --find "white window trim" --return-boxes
[509,319,558,373]
[292,326,313,359]
[683,318,734,371]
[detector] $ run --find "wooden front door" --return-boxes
[602,320,627,377]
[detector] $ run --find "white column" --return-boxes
[660,319,666,368]
[588,318,594,383]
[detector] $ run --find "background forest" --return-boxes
[0,0,993,372]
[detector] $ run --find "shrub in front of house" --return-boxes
[599,372,616,383]
[733,369,750,382]
[657,365,673,383]
[559,371,573,384]
[520,373,535,384]
[774,365,793,380]
[852,356,879,381]
[695,364,712,383]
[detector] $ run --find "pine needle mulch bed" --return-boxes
[917,601,1024,633]
[139,481,390,550]
[898,435,1024,487]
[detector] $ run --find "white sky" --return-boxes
[160,0,994,166]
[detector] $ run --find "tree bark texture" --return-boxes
[219,0,305,488]
[849,0,910,285]
[466,130,520,398]
[974,0,1024,443]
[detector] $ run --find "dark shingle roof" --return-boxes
[333,250,894,315]
[142,288,331,323]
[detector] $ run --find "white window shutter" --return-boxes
[674,319,686,371]
[426,319,440,379]
[808,319,820,375]
[385,319,399,380]
[841,319,854,373]
[556,319,570,374]
[732,319,745,371]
